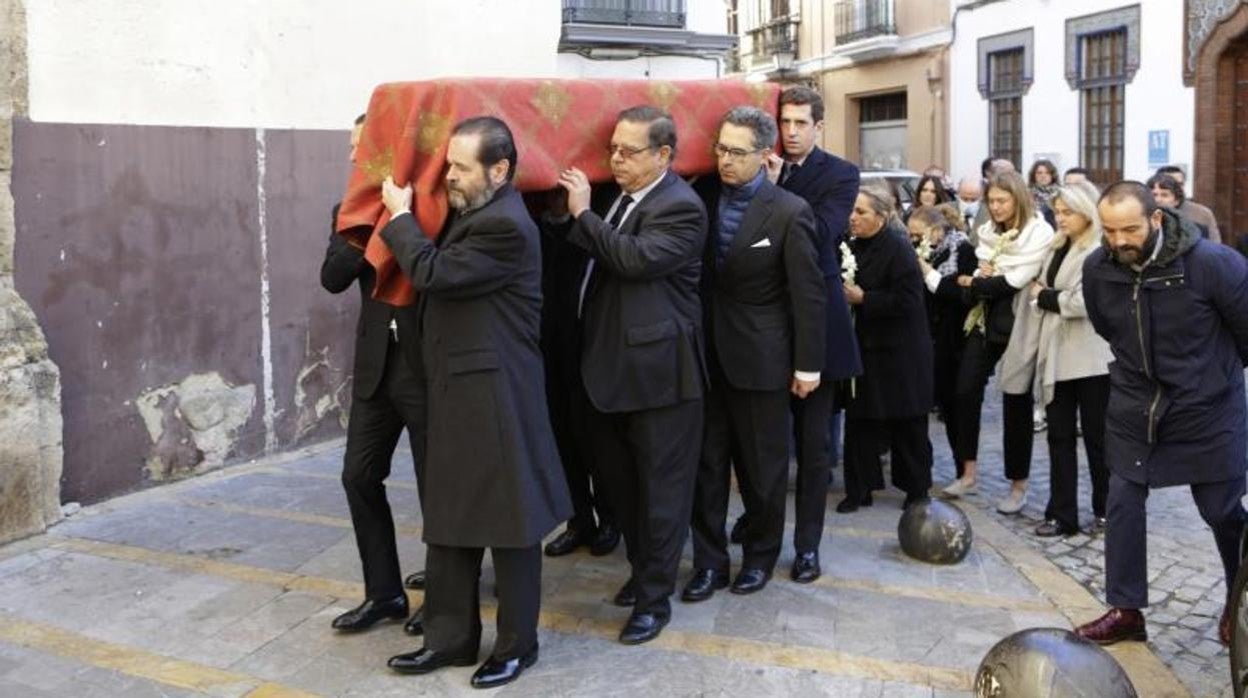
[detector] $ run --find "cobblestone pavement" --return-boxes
[905,378,1238,698]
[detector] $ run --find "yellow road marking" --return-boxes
[48,535,978,690]
[0,611,320,697]
[179,498,424,538]
[811,574,1052,613]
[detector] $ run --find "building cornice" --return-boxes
[560,23,738,53]
[792,27,952,76]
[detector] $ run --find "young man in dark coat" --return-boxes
[379,117,572,689]
[556,105,708,645]
[321,114,426,636]
[684,106,826,601]
[1076,181,1248,647]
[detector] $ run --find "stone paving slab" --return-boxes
[0,437,1191,697]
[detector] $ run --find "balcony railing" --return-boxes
[562,0,685,29]
[834,0,896,45]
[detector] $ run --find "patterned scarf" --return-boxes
[930,229,969,278]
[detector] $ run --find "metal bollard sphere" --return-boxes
[974,628,1137,697]
[897,497,973,564]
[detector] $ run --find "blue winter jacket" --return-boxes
[1083,210,1248,486]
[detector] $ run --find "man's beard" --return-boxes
[1108,226,1161,267]
[449,181,498,213]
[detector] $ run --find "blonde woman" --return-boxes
[1000,181,1113,536]
[941,172,1053,514]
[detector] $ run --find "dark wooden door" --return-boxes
[1234,45,1248,247]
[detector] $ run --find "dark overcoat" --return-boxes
[381,185,572,547]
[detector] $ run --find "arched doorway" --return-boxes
[1193,4,1248,249]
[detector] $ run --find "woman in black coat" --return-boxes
[837,183,935,513]
[908,205,976,477]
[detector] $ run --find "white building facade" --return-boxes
[948,0,1194,188]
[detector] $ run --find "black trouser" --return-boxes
[843,416,933,501]
[424,543,541,660]
[1043,376,1109,531]
[953,334,1032,480]
[547,366,614,535]
[341,339,426,601]
[1105,474,1245,609]
[588,399,703,617]
[933,346,964,475]
[692,378,790,573]
[790,382,836,553]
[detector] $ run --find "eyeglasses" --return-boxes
[713,143,763,161]
[606,144,654,159]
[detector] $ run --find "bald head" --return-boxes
[989,159,1016,176]
[957,177,982,203]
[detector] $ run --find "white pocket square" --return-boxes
[750,238,772,248]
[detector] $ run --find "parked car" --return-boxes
[860,169,921,213]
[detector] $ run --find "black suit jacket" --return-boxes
[780,147,863,381]
[697,176,826,391]
[319,205,421,400]
[569,170,708,413]
[380,185,572,547]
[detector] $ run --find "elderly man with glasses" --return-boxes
[683,106,826,601]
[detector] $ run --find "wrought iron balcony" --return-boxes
[834,0,896,45]
[562,0,686,29]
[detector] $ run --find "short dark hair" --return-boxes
[980,157,995,180]
[617,105,678,158]
[1100,180,1158,218]
[1156,165,1184,179]
[451,116,518,182]
[1064,166,1089,178]
[1028,159,1058,186]
[718,106,778,151]
[1146,174,1185,204]
[354,113,366,126]
[778,85,824,123]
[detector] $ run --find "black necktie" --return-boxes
[780,162,798,186]
[608,194,634,230]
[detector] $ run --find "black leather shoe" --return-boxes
[619,612,669,645]
[681,568,730,602]
[403,570,426,590]
[790,551,821,584]
[1033,520,1079,538]
[613,579,637,607]
[403,605,424,636]
[332,594,408,632]
[589,524,621,556]
[902,493,930,510]
[729,515,749,544]
[544,528,589,557]
[730,568,771,595]
[470,644,538,689]
[835,492,873,514]
[387,646,478,675]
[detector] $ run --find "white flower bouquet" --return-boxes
[840,241,857,286]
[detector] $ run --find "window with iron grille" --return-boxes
[987,48,1024,171]
[1078,29,1126,185]
[562,0,686,28]
[859,92,906,122]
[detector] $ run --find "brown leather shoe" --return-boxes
[1220,605,1232,647]
[1074,608,1147,645]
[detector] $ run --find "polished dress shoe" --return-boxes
[544,528,590,557]
[331,594,408,632]
[612,579,637,607]
[1033,520,1078,538]
[589,524,621,556]
[730,568,771,595]
[470,644,538,689]
[404,605,424,636]
[1220,605,1232,646]
[1074,608,1147,645]
[790,551,821,584]
[835,492,872,514]
[619,612,669,645]
[729,515,749,544]
[403,570,426,590]
[387,646,478,675]
[681,568,730,602]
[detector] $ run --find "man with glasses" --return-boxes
[556,105,708,645]
[684,106,826,601]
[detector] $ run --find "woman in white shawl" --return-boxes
[999,181,1113,536]
[941,172,1053,515]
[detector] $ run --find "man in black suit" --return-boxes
[684,106,826,600]
[381,117,571,689]
[321,113,426,636]
[555,106,708,645]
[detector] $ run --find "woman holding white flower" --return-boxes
[837,183,934,513]
[909,206,976,473]
[997,181,1112,537]
[941,172,1053,515]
